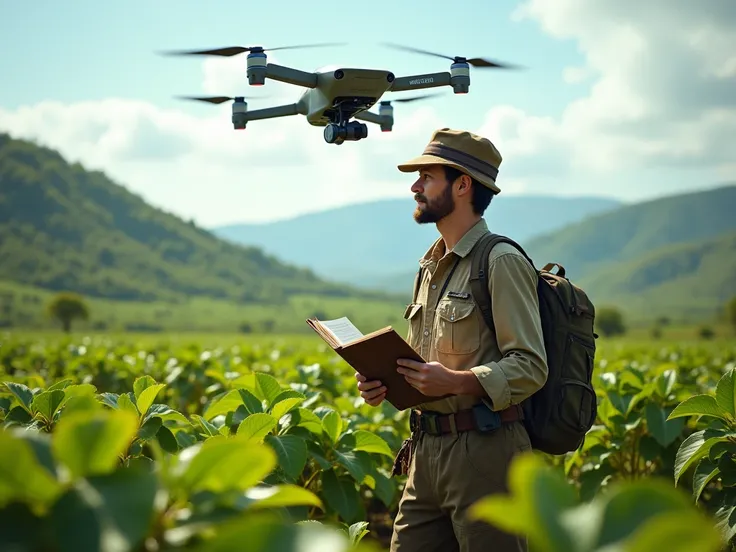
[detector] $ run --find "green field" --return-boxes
[1,328,736,551]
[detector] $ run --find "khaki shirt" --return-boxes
[403,218,548,415]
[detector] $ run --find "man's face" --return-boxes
[411,165,455,224]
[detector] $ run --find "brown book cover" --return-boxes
[306,316,448,410]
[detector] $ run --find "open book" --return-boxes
[306,316,446,411]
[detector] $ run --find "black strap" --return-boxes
[411,256,462,308]
[435,256,461,310]
[468,231,537,334]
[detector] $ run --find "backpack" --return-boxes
[412,232,598,455]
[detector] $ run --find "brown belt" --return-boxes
[410,403,523,436]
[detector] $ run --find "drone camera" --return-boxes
[450,61,471,93]
[386,72,395,83]
[323,121,368,144]
[231,97,248,130]
[247,51,267,86]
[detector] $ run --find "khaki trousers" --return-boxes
[390,421,531,552]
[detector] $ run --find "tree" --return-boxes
[47,292,90,333]
[595,306,626,337]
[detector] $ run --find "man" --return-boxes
[355,128,548,552]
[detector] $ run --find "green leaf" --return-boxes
[132,376,157,399]
[674,430,723,485]
[265,434,308,480]
[117,393,139,416]
[269,390,306,421]
[237,483,324,511]
[322,409,342,445]
[645,403,686,448]
[321,468,361,524]
[335,450,370,484]
[667,394,731,423]
[0,430,63,512]
[349,430,393,457]
[624,509,723,552]
[238,413,278,442]
[52,409,139,480]
[254,372,283,407]
[203,390,243,421]
[135,384,165,418]
[137,416,162,441]
[142,404,189,426]
[176,435,277,494]
[693,458,720,502]
[4,382,34,414]
[157,426,179,453]
[467,452,579,552]
[48,464,158,552]
[716,368,736,418]
[285,408,323,435]
[238,389,264,414]
[30,389,66,423]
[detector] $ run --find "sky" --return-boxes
[1,0,734,227]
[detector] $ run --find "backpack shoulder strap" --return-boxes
[469,232,538,333]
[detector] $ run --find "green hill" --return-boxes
[0,132,406,332]
[212,195,622,291]
[577,230,736,321]
[520,184,736,322]
[524,184,736,278]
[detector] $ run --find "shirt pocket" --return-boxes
[434,298,480,355]
[403,302,423,348]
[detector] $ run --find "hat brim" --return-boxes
[397,154,501,194]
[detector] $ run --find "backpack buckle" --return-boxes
[472,402,501,432]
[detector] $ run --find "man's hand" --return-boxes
[355,372,387,406]
[396,358,462,397]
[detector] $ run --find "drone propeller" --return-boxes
[175,95,263,104]
[381,42,521,69]
[162,42,346,57]
[384,92,444,104]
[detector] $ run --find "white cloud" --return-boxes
[2,5,734,226]
[479,0,736,195]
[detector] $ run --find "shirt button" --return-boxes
[424,330,429,336]
[431,284,436,289]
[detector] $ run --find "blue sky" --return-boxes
[1,0,733,226]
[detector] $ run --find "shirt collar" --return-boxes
[418,218,489,268]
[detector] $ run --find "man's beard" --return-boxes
[413,183,454,224]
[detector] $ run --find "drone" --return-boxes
[163,42,520,145]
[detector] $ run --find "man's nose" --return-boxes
[410,179,423,193]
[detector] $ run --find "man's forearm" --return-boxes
[454,370,488,398]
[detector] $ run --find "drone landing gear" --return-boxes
[323,97,373,145]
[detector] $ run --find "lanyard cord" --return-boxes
[435,256,461,310]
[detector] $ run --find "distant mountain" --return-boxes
[575,230,736,320]
[212,194,623,291]
[523,183,736,278]
[0,132,394,306]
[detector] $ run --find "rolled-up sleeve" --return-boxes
[470,251,548,411]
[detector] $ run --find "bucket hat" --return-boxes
[397,128,502,193]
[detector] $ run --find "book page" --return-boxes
[319,317,364,346]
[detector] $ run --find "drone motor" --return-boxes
[247,50,267,86]
[231,97,248,129]
[450,60,470,94]
[378,102,394,132]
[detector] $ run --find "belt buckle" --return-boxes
[472,403,501,432]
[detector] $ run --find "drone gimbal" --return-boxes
[165,42,520,144]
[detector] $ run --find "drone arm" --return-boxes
[243,103,302,121]
[265,63,318,88]
[354,110,384,125]
[389,72,451,92]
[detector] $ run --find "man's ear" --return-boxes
[457,174,472,194]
